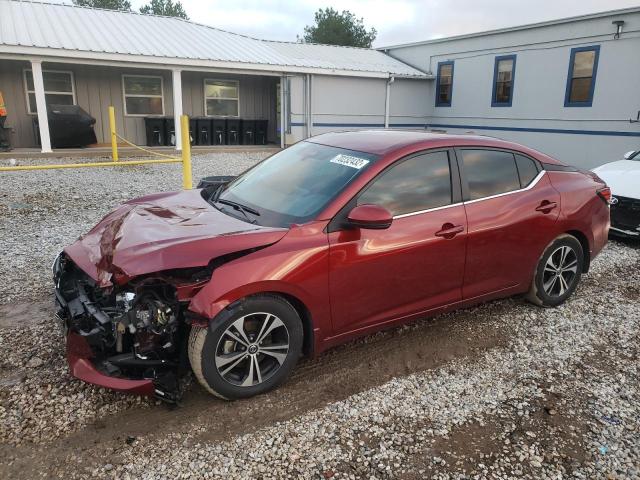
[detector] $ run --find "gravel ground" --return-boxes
[0,152,267,444]
[0,153,638,479]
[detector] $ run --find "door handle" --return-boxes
[535,201,558,213]
[435,223,464,239]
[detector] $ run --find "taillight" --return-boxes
[597,187,612,204]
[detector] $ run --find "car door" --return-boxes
[327,149,467,335]
[458,148,561,300]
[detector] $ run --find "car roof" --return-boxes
[305,130,564,165]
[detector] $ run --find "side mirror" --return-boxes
[347,204,393,230]
[623,150,637,160]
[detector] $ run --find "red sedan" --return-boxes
[53,131,610,401]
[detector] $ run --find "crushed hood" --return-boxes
[592,160,640,199]
[64,189,288,286]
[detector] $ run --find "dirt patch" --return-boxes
[0,301,51,329]
[403,377,590,479]
[622,284,640,301]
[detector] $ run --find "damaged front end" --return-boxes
[53,253,207,402]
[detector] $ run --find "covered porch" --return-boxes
[0,58,288,153]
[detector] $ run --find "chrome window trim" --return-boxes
[393,202,463,219]
[464,170,546,205]
[391,170,547,220]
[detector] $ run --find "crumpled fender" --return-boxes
[188,221,332,342]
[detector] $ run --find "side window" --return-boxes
[435,61,454,107]
[492,55,516,107]
[515,154,540,187]
[123,75,164,116]
[461,150,520,200]
[564,45,600,107]
[358,151,452,216]
[24,70,76,114]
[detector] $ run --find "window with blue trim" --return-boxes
[491,55,516,107]
[565,45,600,107]
[435,61,454,107]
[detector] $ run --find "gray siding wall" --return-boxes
[0,61,278,147]
[0,59,34,148]
[287,74,430,144]
[182,72,278,143]
[385,10,640,168]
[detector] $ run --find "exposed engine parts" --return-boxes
[54,254,193,402]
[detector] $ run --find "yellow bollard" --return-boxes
[108,106,118,162]
[181,115,193,190]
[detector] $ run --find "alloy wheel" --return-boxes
[215,312,290,387]
[542,245,579,297]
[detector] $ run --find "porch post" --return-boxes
[280,74,286,148]
[172,69,183,151]
[31,60,51,153]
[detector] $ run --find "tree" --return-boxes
[302,8,377,48]
[139,0,189,19]
[72,0,131,10]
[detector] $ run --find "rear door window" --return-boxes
[515,154,540,187]
[358,151,452,216]
[461,149,520,200]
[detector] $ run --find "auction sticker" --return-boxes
[330,154,370,169]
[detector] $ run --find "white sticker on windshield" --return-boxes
[330,154,370,170]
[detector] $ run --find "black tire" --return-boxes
[188,294,303,400]
[526,234,584,307]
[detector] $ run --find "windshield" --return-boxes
[216,141,378,227]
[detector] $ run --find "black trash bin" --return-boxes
[226,119,240,145]
[39,105,98,148]
[196,118,212,145]
[0,116,11,151]
[145,117,166,146]
[255,120,268,145]
[241,120,255,145]
[212,119,226,145]
[189,118,197,145]
[164,117,176,147]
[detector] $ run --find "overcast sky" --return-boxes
[112,0,640,46]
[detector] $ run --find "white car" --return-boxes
[592,150,640,238]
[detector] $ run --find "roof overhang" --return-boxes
[0,46,431,80]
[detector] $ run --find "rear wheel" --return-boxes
[526,234,584,307]
[188,295,303,400]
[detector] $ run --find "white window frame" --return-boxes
[122,74,165,117]
[203,78,240,118]
[24,69,76,115]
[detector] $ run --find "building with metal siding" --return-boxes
[0,0,426,152]
[1,0,639,169]
[381,6,640,168]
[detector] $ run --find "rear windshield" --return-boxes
[218,141,378,227]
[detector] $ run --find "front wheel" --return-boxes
[526,234,584,307]
[188,295,303,400]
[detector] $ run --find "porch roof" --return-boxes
[0,0,429,79]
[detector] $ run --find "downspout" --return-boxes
[384,76,395,129]
[306,74,313,138]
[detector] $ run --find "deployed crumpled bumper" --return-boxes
[53,252,178,400]
[65,331,155,396]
